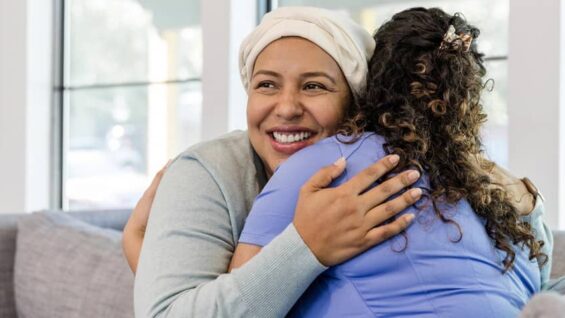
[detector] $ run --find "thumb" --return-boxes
[304,157,346,191]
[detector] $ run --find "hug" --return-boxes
[125,6,564,318]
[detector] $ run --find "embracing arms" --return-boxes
[230,158,421,270]
[125,151,553,317]
[230,162,554,284]
[129,154,418,318]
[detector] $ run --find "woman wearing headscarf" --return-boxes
[132,7,420,318]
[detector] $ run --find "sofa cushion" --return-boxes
[14,211,134,318]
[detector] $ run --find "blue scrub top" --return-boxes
[239,133,540,317]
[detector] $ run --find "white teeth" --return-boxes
[273,131,312,144]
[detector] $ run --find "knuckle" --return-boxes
[366,164,382,177]
[356,201,366,213]
[323,165,336,174]
[381,157,394,169]
[354,234,366,249]
[384,202,397,215]
[401,173,413,185]
[393,220,406,232]
[397,192,411,206]
[335,189,349,200]
[380,227,393,240]
[371,231,386,244]
[343,204,357,215]
[378,183,392,195]
[403,191,418,204]
[353,216,365,228]
[401,218,411,229]
[320,174,333,185]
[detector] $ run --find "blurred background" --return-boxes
[1,0,563,229]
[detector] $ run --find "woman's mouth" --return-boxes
[272,131,312,144]
[268,129,317,155]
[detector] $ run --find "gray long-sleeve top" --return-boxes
[134,130,553,318]
[135,131,327,318]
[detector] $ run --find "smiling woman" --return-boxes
[247,37,350,176]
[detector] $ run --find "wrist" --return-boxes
[292,220,328,266]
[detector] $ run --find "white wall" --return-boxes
[228,0,257,132]
[200,0,255,140]
[200,0,231,139]
[0,0,52,214]
[0,0,27,213]
[508,0,564,228]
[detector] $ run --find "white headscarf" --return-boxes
[239,7,375,100]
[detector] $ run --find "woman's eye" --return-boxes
[304,83,326,90]
[256,81,275,89]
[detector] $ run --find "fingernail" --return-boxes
[405,214,415,223]
[333,157,346,167]
[408,170,420,182]
[410,188,422,199]
[388,154,400,165]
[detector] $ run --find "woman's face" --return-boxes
[247,37,351,177]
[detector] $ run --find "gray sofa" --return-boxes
[0,210,564,318]
[0,210,134,318]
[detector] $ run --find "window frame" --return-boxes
[53,0,209,210]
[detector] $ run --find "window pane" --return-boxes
[65,0,202,86]
[64,82,202,210]
[277,0,508,57]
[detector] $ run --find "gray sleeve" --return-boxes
[521,197,553,289]
[134,158,326,318]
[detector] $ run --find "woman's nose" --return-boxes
[275,89,304,120]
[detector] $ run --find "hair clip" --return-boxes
[439,25,473,52]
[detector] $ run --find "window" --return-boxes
[274,0,510,167]
[59,0,202,210]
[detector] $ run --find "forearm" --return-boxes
[122,221,144,274]
[134,158,326,318]
[123,162,168,274]
[136,224,325,318]
[233,224,326,316]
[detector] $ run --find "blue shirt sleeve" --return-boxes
[239,139,344,247]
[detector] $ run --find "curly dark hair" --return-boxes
[343,7,546,272]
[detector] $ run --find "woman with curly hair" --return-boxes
[230,7,548,317]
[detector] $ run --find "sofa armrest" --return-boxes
[47,209,132,231]
[0,214,24,318]
[551,230,565,279]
